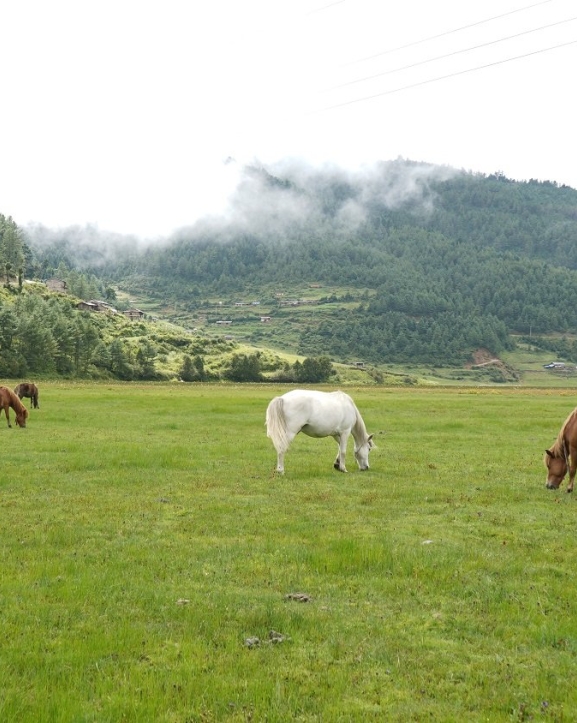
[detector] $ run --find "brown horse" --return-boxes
[0,386,28,428]
[544,407,577,492]
[14,382,39,409]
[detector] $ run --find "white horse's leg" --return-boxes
[333,433,348,472]
[276,450,285,474]
[274,433,295,474]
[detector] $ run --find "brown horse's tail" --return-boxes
[265,397,290,454]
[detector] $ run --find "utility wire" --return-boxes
[321,37,577,110]
[308,0,345,14]
[348,0,556,64]
[327,14,577,91]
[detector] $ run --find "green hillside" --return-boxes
[10,159,577,381]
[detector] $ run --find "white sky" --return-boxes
[1,0,576,238]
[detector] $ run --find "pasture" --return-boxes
[1,383,577,722]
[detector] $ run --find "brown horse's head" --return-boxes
[16,406,29,428]
[544,448,567,489]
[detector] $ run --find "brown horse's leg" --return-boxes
[2,404,11,428]
[567,449,577,493]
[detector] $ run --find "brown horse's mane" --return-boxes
[549,408,577,457]
[9,389,27,414]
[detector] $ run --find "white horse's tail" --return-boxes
[266,396,290,453]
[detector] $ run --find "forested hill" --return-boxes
[23,159,577,366]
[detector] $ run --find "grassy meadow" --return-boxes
[2,382,577,722]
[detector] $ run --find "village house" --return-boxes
[88,300,118,313]
[76,299,119,313]
[76,301,99,312]
[123,308,145,320]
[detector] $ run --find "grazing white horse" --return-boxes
[265,389,374,474]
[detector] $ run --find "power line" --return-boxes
[307,0,346,14]
[348,0,557,65]
[321,37,577,110]
[327,14,577,91]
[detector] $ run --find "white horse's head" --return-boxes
[354,434,374,471]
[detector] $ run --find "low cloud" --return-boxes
[173,157,458,242]
[24,158,459,264]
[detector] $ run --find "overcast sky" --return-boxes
[2,0,575,238]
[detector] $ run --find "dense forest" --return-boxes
[0,214,335,381]
[9,159,577,371]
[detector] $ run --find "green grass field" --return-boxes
[1,382,577,722]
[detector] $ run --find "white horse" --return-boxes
[265,389,374,474]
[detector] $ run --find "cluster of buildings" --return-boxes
[45,278,144,320]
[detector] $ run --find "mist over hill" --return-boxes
[23,158,577,366]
